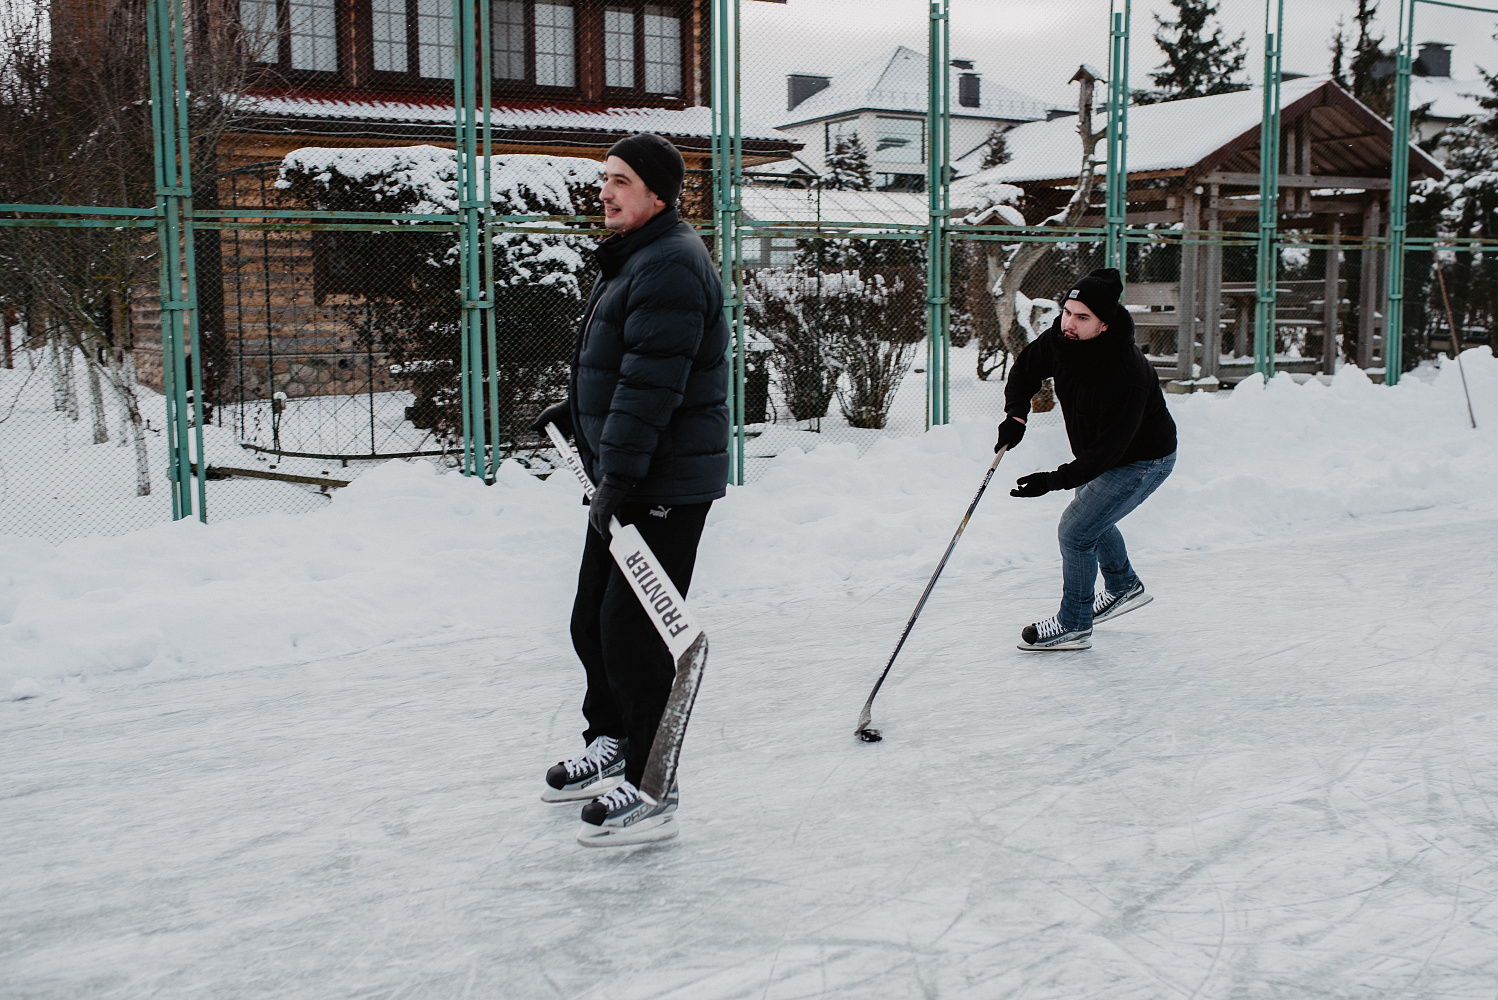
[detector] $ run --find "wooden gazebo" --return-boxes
[960,77,1445,385]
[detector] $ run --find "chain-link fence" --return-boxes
[4,0,1496,543]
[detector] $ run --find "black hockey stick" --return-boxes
[855,446,1008,742]
[545,423,709,806]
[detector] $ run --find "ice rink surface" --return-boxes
[4,355,1498,998]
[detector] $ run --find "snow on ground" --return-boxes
[2,350,1497,998]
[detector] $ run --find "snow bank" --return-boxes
[3,350,1496,699]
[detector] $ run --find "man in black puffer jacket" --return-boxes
[530,134,728,838]
[994,268,1177,652]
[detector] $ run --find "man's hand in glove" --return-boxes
[1010,472,1057,498]
[994,415,1027,454]
[587,474,634,536]
[530,400,572,440]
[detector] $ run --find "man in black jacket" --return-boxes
[530,133,729,843]
[995,268,1177,651]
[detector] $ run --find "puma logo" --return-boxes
[650,505,671,519]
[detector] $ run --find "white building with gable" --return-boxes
[773,46,1053,192]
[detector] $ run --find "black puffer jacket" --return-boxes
[568,207,730,505]
[1004,310,1176,490]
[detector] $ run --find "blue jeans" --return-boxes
[1055,452,1176,631]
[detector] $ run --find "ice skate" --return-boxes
[542,735,628,803]
[1092,582,1152,624]
[1018,616,1092,651]
[577,780,679,847]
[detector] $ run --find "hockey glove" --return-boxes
[994,415,1027,453]
[587,474,634,536]
[530,400,573,440]
[1011,472,1057,498]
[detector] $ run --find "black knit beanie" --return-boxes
[1063,267,1124,325]
[606,133,685,208]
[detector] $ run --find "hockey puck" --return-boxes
[857,728,883,742]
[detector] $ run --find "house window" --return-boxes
[241,0,339,74]
[642,5,680,94]
[534,1,576,87]
[825,117,860,156]
[604,6,635,88]
[493,1,525,80]
[364,0,457,81]
[875,116,924,164]
[600,2,682,96]
[371,0,407,71]
[416,0,455,78]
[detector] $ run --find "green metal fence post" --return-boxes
[1105,1,1131,274]
[145,0,205,521]
[713,0,744,484]
[1385,0,1416,386]
[481,0,499,480]
[1254,0,1284,378]
[926,0,950,428]
[455,0,489,476]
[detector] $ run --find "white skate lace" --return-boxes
[565,736,618,780]
[1035,616,1068,639]
[596,780,639,812]
[1092,591,1115,615]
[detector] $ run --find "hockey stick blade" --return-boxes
[638,631,709,805]
[854,447,1008,741]
[545,422,710,804]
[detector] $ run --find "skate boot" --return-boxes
[1092,582,1152,624]
[542,735,628,803]
[577,780,679,847]
[1018,616,1092,651]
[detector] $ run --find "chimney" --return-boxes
[958,73,981,108]
[1414,42,1452,78]
[787,74,831,112]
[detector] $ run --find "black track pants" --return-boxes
[570,500,711,787]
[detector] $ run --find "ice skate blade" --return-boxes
[1017,638,1092,651]
[541,775,624,803]
[1093,592,1152,624]
[576,815,678,848]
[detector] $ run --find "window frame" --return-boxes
[240,0,344,81]
[598,0,686,100]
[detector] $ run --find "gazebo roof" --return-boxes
[955,77,1443,193]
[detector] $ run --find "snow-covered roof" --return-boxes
[241,93,796,145]
[741,187,929,228]
[1411,75,1488,122]
[777,46,1051,128]
[953,76,1442,193]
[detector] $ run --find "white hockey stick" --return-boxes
[545,423,710,806]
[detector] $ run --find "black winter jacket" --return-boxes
[568,207,730,505]
[1003,310,1176,490]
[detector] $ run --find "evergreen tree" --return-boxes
[823,135,873,192]
[1346,0,1395,118]
[1133,0,1249,105]
[981,127,1012,169]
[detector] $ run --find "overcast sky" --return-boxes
[740,0,1498,123]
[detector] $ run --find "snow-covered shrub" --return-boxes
[745,268,916,429]
[277,146,601,446]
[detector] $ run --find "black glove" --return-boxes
[530,400,572,440]
[995,416,1027,453]
[1011,472,1056,498]
[587,474,634,536]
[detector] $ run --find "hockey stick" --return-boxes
[855,446,1008,742]
[544,423,709,806]
[1434,262,1478,430]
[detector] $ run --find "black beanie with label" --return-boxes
[1063,267,1124,324]
[606,133,685,209]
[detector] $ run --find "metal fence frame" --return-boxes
[0,0,1487,530]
